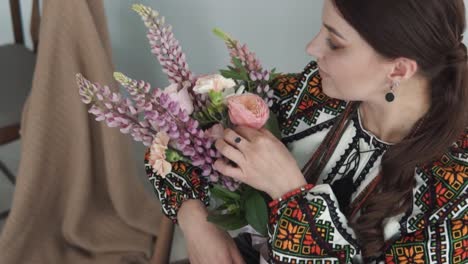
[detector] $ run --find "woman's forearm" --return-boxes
[178,199,209,231]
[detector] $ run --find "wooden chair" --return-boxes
[0,0,40,220]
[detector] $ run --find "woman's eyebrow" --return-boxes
[323,23,347,40]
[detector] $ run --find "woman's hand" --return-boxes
[213,126,307,199]
[178,200,245,264]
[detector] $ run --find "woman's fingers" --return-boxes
[215,139,245,166]
[222,128,249,152]
[213,158,244,181]
[233,125,262,141]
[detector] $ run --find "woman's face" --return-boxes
[306,0,393,102]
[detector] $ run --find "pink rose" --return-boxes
[206,123,225,140]
[226,93,270,129]
[149,131,172,177]
[163,83,194,115]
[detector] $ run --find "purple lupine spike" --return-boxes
[249,72,257,81]
[201,164,212,177]
[132,4,213,112]
[76,74,156,144]
[120,124,133,134]
[103,86,111,97]
[96,93,104,101]
[192,157,204,167]
[255,72,263,81]
[219,176,241,191]
[79,72,224,184]
[263,71,270,81]
[205,156,213,164]
[113,73,197,148]
[132,5,198,94]
[77,75,94,104]
[210,172,219,183]
[256,85,263,94]
[267,89,274,98]
[215,29,278,106]
[268,100,274,108]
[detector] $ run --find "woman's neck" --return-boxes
[359,77,431,144]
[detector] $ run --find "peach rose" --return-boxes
[226,93,270,129]
[149,131,172,177]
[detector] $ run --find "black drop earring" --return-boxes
[385,90,395,102]
[385,81,399,102]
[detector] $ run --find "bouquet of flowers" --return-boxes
[76,4,282,236]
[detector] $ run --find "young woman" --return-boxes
[145,0,468,263]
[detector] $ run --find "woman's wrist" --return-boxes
[178,199,209,231]
[268,174,308,200]
[268,183,315,208]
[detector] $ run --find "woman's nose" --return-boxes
[306,32,325,60]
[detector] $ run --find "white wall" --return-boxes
[102,0,322,88]
[4,0,468,88]
[0,0,39,50]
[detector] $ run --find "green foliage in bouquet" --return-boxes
[208,184,269,236]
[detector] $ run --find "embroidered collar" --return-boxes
[355,107,394,148]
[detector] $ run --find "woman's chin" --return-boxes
[322,85,347,101]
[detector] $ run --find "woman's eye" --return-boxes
[326,38,339,50]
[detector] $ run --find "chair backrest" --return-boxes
[9,0,41,53]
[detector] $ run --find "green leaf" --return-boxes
[270,72,282,82]
[264,112,282,140]
[232,57,243,68]
[219,69,244,81]
[211,184,241,202]
[239,67,249,81]
[244,190,268,236]
[212,201,241,215]
[212,203,230,212]
[207,212,247,231]
[207,105,226,122]
[165,148,190,163]
[192,111,211,125]
[208,90,224,106]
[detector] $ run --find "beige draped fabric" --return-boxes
[0,0,164,263]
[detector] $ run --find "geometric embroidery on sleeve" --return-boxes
[268,190,359,263]
[144,149,210,223]
[384,217,467,264]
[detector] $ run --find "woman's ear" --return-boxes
[387,57,419,82]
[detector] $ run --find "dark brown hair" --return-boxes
[331,0,468,259]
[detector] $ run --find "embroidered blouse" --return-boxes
[144,60,467,264]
